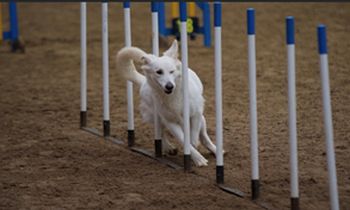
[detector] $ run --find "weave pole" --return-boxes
[286,16,300,210]
[151,2,163,158]
[80,2,87,128]
[102,1,110,137]
[179,2,191,172]
[0,3,2,43]
[247,8,260,200]
[214,3,243,198]
[317,25,340,210]
[123,2,135,146]
[214,1,224,184]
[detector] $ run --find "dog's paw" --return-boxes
[194,159,208,167]
[209,146,226,157]
[162,140,178,156]
[191,154,208,167]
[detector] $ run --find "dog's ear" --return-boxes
[163,39,178,59]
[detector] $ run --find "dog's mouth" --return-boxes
[164,89,172,94]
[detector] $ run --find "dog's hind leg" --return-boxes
[190,114,202,148]
[199,115,217,155]
[165,121,208,166]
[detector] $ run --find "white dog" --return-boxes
[116,40,217,166]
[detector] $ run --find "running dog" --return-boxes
[116,40,217,166]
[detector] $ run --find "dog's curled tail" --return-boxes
[116,47,147,86]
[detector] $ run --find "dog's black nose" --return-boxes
[165,83,174,91]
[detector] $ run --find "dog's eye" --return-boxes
[156,69,163,75]
[170,70,175,74]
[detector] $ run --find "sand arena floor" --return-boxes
[0,3,349,210]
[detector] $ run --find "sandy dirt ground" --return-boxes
[0,3,349,210]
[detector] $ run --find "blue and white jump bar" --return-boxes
[179,2,191,171]
[102,1,110,137]
[151,2,163,157]
[286,16,300,210]
[214,1,224,184]
[247,8,260,200]
[80,2,87,128]
[318,25,339,210]
[123,2,135,146]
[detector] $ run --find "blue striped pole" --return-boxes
[9,2,18,42]
[123,1,135,147]
[247,8,260,200]
[179,2,191,172]
[102,0,110,137]
[318,25,340,210]
[151,2,163,158]
[1,2,24,52]
[214,1,224,184]
[286,16,300,210]
[9,2,23,52]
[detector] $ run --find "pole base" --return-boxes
[184,154,191,172]
[216,165,224,184]
[251,179,260,200]
[103,120,110,137]
[155,139,162,157]
[80,111,87,128]
[218,184,245,198]
[127,130,135,147]
[291,197,299,210]
[11,38,25,53]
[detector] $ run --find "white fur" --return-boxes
[116,40,217,166]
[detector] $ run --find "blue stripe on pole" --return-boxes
[318,25,327,54]
[247,8,255,35]
[151,2,158,12]
[214,2,222,27]
[286,16,295,45]
[9,1,19,40]
[179,2,187,22]
[123,2,130,8]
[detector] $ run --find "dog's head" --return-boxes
[141,40,181,95]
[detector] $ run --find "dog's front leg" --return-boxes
[164,122,208,166]
[161,124,178,156]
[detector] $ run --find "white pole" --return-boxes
[214,2,224,184]
[80,2,87,128]
[179,2,191,171]
[102,2,110,137]
[247,8,260,200]
[124,5,131,48]
[286,16,299,210]
[123,2,134,146]
[318,25,339,210]
[151,2,162,157]
[151,7,159,56]
[215,27,223,166]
